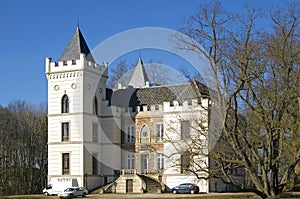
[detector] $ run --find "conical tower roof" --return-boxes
[59,27,95,62]
[128,58,150,88]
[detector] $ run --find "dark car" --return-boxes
[172,183,199,194]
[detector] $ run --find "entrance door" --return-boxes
[126,179,133,193]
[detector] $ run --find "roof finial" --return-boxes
[77,17,80,29]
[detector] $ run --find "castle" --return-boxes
[45,27,239,193]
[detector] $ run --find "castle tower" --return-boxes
[128,58,150,88]
[45,27,116,190]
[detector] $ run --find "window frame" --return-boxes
[180,120,190,140]
[61,94,69,113]
[92,153,98,175]
[126,126,135,143]
[61,122,70,142]
[93,96,98,115]
[140,125,150,143]
[92,122,98,143]
[157,153,164,170]
[155,123,164,142]
[127,154,135,169]
[62,153,70,175]
[180,151,191,174]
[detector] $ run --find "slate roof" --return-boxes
[110,81,209,108]
[128,58,150,88]
[59,27,95,62]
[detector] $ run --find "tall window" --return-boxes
[157,153,164,170]
[93,96,98,115]
[181,121,190,140]
[62,122,69,142]
[180,151,191,173]
[141,154,149,172]
[127,154,135,169]
[92,123,98,143]
[127,126,135,143]
[140,125,150,143]
[62,153,70,175]
[155,124,163,142]
[62,94,69,113]
[92,153,98,175]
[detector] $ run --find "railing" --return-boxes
[141,169,161,175]
[121,169,137,175]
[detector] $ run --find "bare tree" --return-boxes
[145,59,186,86]
[174,1,300,198]
[0,101,48,195]
[108,60,130,88]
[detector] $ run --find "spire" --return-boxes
[59,27,95,62]
[128,58,150,88]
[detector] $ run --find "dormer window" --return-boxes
[62,94,69,113]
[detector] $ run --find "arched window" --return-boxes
[140,125,150,143]
[93,96,98,115]
[61,94,69,113]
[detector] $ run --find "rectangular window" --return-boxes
[180,152,191,173]
[92,153,98,175]
[62,153,70,175]
[127,154,135,169]
[127,126,135,143]
[181,121,190,140]
[156,124,163,142]
[141,154,149,172]
[62,122,69,142]
[157,153,164,170]
[92,123,98,143]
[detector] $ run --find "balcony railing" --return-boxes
[141,169,161,175]
[121,169,137,175]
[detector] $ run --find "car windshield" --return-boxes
[64,188,74,192]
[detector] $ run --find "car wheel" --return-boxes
[44,192,49,196]
[173,190,177,194]
[69,194,74,199]
[190,190,195,194]
[82,192,86,197]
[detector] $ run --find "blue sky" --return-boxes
[0,0,292,106]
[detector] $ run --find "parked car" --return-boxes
[58,187,88,198]
[172,183,199,194]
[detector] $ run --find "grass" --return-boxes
[0,193,260,199]
[0,195,57,199]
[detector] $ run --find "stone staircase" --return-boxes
[138,174,162,193]
[91,181,117,194]
[91,170,164,194]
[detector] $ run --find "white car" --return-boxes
[58,187,88,198]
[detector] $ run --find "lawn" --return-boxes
[0,193,260,199]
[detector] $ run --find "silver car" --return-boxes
[58,187,88,198]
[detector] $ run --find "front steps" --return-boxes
[137,174,162,193]
[94,170,164,193]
